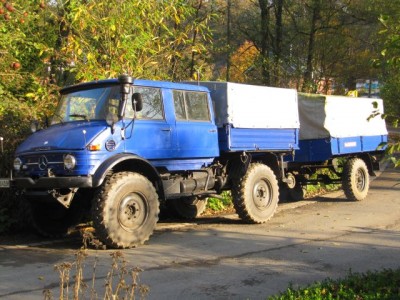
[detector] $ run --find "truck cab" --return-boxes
[14,76,219,182]
[11,76,222,247]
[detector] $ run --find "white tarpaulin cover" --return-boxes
[298,93,388,140]
[196,82,300,129]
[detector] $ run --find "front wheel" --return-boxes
[342,158,369,201]
[92,172,159,248]
[232,163,279,224]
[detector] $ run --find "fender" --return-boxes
[92,153,164,199]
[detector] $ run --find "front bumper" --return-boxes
[8,176,93,189]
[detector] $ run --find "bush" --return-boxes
[206,191,233,212]
[270,268,400,299]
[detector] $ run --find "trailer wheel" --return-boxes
[232,163,279,224]
[342,158,369,201]
[28,195,84,238]
[166,197,207,219]
[92,172,159,248]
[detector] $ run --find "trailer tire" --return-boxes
[92,172,159,248]
[342,158,369,201]
[166,197,207,219]
[232,163,279,224]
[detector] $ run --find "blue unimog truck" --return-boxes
[0,76,388,248]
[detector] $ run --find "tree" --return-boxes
[0,0,58,149]
[53,0,215,82]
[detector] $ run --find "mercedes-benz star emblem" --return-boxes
[38,155,48,170]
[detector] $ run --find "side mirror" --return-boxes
[132,93,143,112]
[30,120,40,133]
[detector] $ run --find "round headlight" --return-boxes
[13,157,22,171]
[64,154,76,170]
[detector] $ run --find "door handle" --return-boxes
[161,128,171,132]
[208,129,217,133]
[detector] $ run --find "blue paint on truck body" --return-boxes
[294,135,388,163]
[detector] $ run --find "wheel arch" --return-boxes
[92,153,165,200]
[227,151,282,182]
[255,152,281,179]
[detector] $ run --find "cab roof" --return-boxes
[60,78,210,94]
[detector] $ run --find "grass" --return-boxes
[269,268,400,299]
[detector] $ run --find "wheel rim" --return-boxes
[355,168,366,192]
[118,192,148,232]
[252,178,273,210]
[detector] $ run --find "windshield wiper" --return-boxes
[69,114,89,121]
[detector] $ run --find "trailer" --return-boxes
[283,93,388,201]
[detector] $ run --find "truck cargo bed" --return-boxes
[218,125,299,152]
[195,82,300,153]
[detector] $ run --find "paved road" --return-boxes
[0,165,399,299]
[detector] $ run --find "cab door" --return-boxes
[124,86,175,158]
[172,90,219,159]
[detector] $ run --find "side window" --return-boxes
[186,92,210,121]
[173,90,186,120]
[125,86,164,120]
[173,90,210,122]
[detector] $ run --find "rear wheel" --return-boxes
[232,163,279,224]
[92,172,159,248]
[342,158,369,201]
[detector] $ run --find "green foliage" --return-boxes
[270,268,400,300]
[303,168,341,198]
[56,0,215,81]
[376,11,400,166]
[207,191,233,212]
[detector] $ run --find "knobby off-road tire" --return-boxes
[92,172,159,248]
[232,163,279,224]
[28,195,84,238]
[166,197,208,219]
[342,158,369,201]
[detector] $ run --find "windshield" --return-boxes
[52,85,121,124]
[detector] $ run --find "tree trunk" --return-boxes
[226,0,231,81]
[273,0,283,86]
[190,0,204,79]
[302,0,321,92]
[258,0,271,85]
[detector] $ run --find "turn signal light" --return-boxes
[88,144,101,151]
